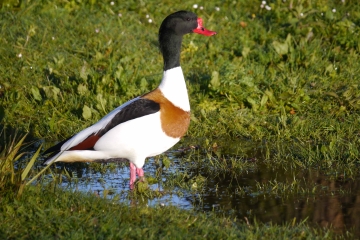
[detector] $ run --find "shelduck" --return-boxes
[43,11,216,189]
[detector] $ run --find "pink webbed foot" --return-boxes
[129,162,145,190]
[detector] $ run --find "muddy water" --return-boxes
[53,149,360,237]
[191,163,360,236]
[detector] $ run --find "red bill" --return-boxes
[193,18,217,36]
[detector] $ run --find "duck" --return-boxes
[43,10,216,189]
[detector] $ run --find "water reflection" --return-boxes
[191,163,360,236]
[55,158,192,209]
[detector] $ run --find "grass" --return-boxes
[1,0,360,238]
[0,128,41,197]
[0,186,344,239]
[1,0,359,171]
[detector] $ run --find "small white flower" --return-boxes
[215,6,220,11]
[341,0,345,3]
[262,0,266,4]
[260,4,264,8]
[118,13,122,17]
[265,5,271,10]
[17,53,22,58]
[110,1,114,5]
[95,28,100,33]
[30,66,33,69]
[148,19,153,23]
[146,14,149,18]
[200,6,204,10]
[300,12,304,17]
[51,36,55,40]
[321,12,324,16]
[332,8,336,13]
[193,4,198,9]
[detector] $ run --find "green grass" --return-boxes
[2,0,359,172]
[0,186,343,239]
[1,0,360,238]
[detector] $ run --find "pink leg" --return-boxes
[136,168,144,178]
[137,168,145,184]
[129,162,145,189]
[129,162,137,190]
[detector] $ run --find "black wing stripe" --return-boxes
[97,98,160,136]
[43,136,73,155]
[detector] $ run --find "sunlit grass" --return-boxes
[1,0,360,238]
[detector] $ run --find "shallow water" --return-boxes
[192,163,360,236]
[47,146,360,237]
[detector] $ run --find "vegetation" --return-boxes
[1,186,340,239]
[0,129,40,197]
[1,0,359,170]
[1,0,360,238]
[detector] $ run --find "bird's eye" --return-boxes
[186,18,191,21]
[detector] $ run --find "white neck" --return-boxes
[158,67,190,111]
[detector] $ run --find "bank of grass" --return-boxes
[0,186,344,239]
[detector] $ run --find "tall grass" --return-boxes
[0,129,41,197]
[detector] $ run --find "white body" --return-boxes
[44,67,189,168]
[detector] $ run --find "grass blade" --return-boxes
[26,162,53,186]
[7,134,27,163]
[21,144,42,181]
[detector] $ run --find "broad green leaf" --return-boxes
[80,61,90,81]
[272,40,288,55]
[325,64,334,74]
[77,83,88,95]
[82,105,92,120]
[42,86,60,101]
[265,89,277,103]
[246,97,258,111]
[239,76,254,87]
[139,78,148,91]
[95,51,103,60]
[209,71,220,89]
[114,65,123,80]
[241,47,251,58]
[31,86,42,101]
[96,94,107,113]
[260,94,268,107]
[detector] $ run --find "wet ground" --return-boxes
[194,164,360,236]
[51,148,360,237]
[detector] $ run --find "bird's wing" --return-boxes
[43,97,160,164]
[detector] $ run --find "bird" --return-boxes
[43,10,216,189]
